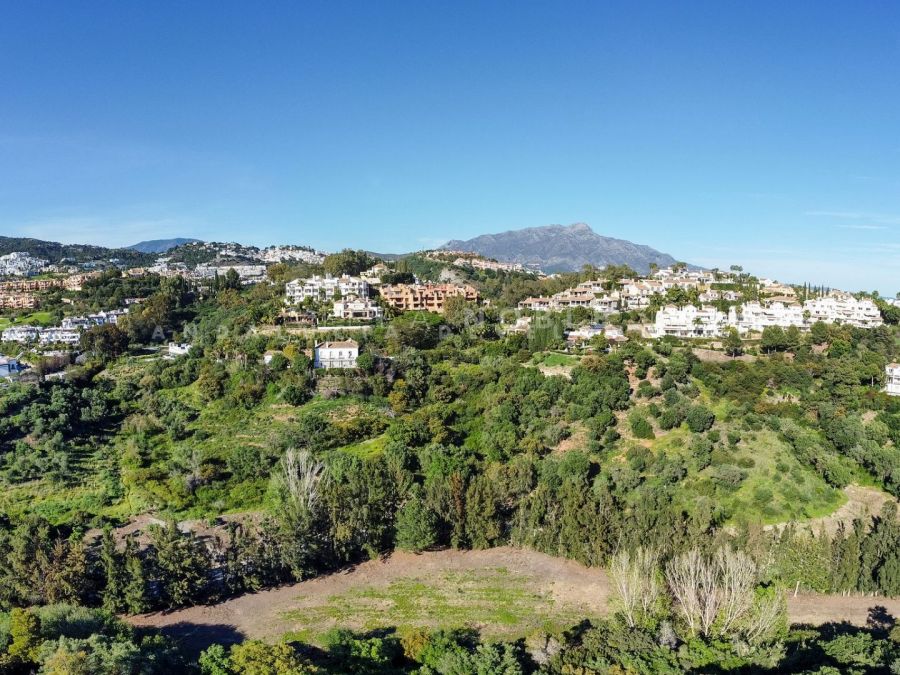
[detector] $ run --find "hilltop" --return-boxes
[443,222,681,273]
[0,235,150,265]
[128,238,201,253]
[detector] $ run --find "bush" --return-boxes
[686,406,715,433]
[629,414,655,440]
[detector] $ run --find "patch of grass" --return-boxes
[338,434,387,459]
[279,567,598,645]
[0,311,54,329]
[531,352,579,368]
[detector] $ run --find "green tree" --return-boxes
[146,521,210,608]
[80,323,130,360]
[395,491,439,553]
[123,536,149,614]
[99,528,125,613]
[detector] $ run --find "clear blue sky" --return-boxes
[1,2,898,292]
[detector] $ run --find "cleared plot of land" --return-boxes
[129,547,609,651]
[129,546,900,657]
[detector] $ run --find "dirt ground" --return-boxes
[692,348,756,363]
[128,545,900,656]
[788,592,900,627]
[128,547,609,653]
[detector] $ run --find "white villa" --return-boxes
[887,364,900,397]
[167,343,194,357]
[314,340,359,369]
[286,275,370,303]
[332,297,383,320]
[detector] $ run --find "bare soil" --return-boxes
[128,547,608,653]
[127,546,900,655]
[692,348,756,363]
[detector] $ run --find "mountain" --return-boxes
[128,238,201,253]
[0,236,150,265]
[442,223,681,273]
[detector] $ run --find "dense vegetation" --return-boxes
[1,261,899,672]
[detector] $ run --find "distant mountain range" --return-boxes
[128,238,200,253]
[442,223,681,273]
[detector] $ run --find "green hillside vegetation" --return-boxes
[0,263,899,671]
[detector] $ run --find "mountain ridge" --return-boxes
[128,238,201,253]
[442,223,681,273]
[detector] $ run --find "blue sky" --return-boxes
[1,2,898,293]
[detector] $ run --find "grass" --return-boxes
[671,428,846,525]
[530,352,579,367]
[279,567,598,645]
[0,311,54,330]
[338,434,388,459]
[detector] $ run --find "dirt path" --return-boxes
[128,546,900,655]
[128,547,609,653]
[788,593,900,627]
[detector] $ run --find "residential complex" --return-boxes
[1,309,128,346]
[0,293,39,310]
[652,295,883,338]
[285,275,370,303]
[0,252,48,277]
[380,283,479,313]
[314,340,359,369]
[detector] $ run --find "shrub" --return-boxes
[686,406,715,433]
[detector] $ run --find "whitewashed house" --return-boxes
[332,297,383,320]
[886,364,900,397]
[167,343,193,357]
[314,340,359,369]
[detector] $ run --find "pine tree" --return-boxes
[99,527,125,612]
[123,535,149,614]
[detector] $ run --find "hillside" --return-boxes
[0,235,150,265]
[443,222,680,273]
[128,237,200,253]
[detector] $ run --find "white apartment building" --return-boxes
[39,328,81,345]
[332,297,383,320]
[2,325,41,342]
[653,305,727,338]
[653,295,884,338]
[804,295,882,328]
[314,340,359,369]
[728,302,807,333]
[61,308,128,330]
[194,264,267,283]
[285,275,370,304]
[886,364,900,396]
